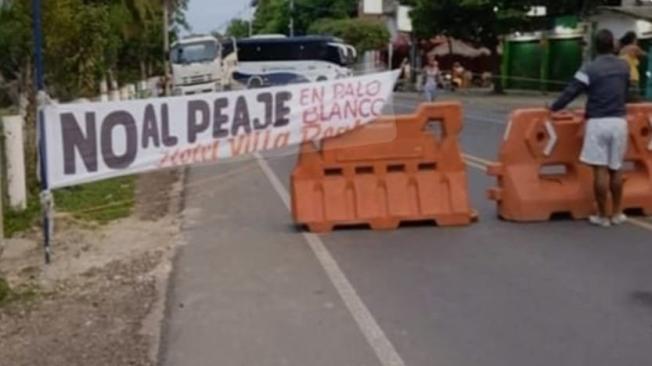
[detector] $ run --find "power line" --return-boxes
[215,2,252,32]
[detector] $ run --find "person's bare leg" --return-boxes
[610,169,626,224]
[593,166,609,218]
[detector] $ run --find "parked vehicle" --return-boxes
[170,34,237,95]
[223,36,356,89]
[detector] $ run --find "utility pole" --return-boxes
[32,0,51,264]
[289,0,294,37]
[163,0,171,96]
[249,4,253,37]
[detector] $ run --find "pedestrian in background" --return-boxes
[399,58,411,91]
[451,61,465,90]
[422,58,440,102]
[550,29,630,227]
[619,31,646,102]
[400,58,411,81]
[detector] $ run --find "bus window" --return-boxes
[230,37,356,87]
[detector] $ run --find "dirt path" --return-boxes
[0,169,184,366]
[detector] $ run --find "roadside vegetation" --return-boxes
[0,0,188,236]
[2,177,135,237]
[0,276,39,307]
[224,0,389,54]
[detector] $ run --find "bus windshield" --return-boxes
[235,38,354,67]
[171,41,218,64]
[326,44,350,66]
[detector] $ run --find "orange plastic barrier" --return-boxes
[291,102,476,232]
[621,104,652,215]
[487,105,652,221]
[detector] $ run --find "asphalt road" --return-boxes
[160,92,652,366]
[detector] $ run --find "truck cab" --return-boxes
[170,35,232,95]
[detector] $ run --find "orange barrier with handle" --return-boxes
[487,105,652,221]
[291,102,476,232]
[621,104,652,215]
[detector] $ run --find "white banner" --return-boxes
[43,71,400,189]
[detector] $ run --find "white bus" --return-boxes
[223,36,356,88]
[170,35,237,95]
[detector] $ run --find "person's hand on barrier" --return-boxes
[544,102,572,119]
[550,109,576,120]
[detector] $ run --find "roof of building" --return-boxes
[599,6,652,21]
[428,38,490,58]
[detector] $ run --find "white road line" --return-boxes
[254,153,407,366]
[465,160,486,170]
[463,154,494,166]
[627,217,652,232]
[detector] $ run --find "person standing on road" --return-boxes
[550,29,630,227]
[422,58,440,102]
[619,31,646,102]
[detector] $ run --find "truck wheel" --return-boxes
[247,76,263,89]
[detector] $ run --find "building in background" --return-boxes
[502,1,652,97]
[358,0,413,72]
[592,1,652,98]
[356,0,652,96]
[501,15,587,92]
[593,2,652,39]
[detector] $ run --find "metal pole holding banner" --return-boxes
[32,0,52,264]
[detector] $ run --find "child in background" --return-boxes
[422,58,440,102]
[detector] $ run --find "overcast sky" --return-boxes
[185,0,252,34]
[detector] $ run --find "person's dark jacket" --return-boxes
[551,54,630,118]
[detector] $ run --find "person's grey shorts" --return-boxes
[580,117,628,170]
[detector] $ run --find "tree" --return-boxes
[225,19,250,38]
[253,0,357,36]
[293,0,357,35]
[0,0,32,107]
[252,0,288,35]
[308,18,389,54]
[0,0,183,102]
[43,0,115,99]
[0,0,188,196]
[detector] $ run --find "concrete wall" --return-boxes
[592,12,652,39]
[592,13,638,40]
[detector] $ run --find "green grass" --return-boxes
[0,277,10,303]
[2,176,135,237]
[2,107,135,235]
[3,194,42,236]
[53,176,135,223]
[0,277,39,307]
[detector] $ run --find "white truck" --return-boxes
[170,34,237,95]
